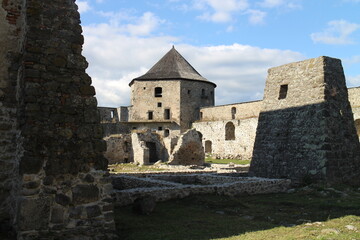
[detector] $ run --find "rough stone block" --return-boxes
[72,184,99,205]
[18,197,51,231]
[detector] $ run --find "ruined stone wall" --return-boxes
[180,80,215,131]
[193,118,258,160]
[0,0,117,238]
[199,101,262,121]
[104,134,133,164]
[129,80,181,124]
[0,0,24,231]
[250,57,360,185]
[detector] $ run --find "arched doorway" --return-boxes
[225,122,235,140]
[205,140,212,154]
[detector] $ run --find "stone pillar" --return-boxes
[249,57,360,185]
[1,0,117,238]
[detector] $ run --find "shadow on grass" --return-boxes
[115,186,360,240]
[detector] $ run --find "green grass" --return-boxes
[205,156,251,165]
[110,163,167,172]
[115,185,360,240]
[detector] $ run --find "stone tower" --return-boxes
[249,56,360,185]
[0,0,116,238]
[128,46,216,134]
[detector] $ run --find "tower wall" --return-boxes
[249,56,360,185]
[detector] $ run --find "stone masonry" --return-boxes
[0,0,116,239]
[249,57,360,185]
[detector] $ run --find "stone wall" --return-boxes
[250,57,360,185]
[104,134,133,164]
[0,0,24,233]
[180,80,215,131]
[193,118,258,160]
[0,0,116,238]
[199,101,262,121]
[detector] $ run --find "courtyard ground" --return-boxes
[115,184,360,240]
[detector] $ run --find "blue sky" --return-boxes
[77,0,360,107]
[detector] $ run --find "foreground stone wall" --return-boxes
[1,0,117,238]
[250,57,360,185]
[0,0,24,232]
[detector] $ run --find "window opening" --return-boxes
[231,107,236,120]
[148,111,153,120]
[164,109,170,120]
[164,129,170,137]
[225,122,235,140]
[110,110,114,119]
[157,102,162,107]
[200,112,203,120]
[158,127,163,131]
[155,87,162,97]
[201,89,205,96]
[124,141,129,153]
[278,84,288,100]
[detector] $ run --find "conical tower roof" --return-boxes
[130,46,216,86]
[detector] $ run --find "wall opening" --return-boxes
[225,122,235,140]
[231,107,236,120]
[205,140,212,154]
[164,109,170,120]
[146,142,158,163]
[148,111,153,120]
[200,112,203,120]
[110,110,115,119]
[157,102,162,107]
[155,87,162,97]
[355,119,360,138]
[278,84,288,99]
[124,141,129,152]
[164,129,170,137]
[158,126,163,131]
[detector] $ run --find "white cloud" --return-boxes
[77,0,91,14]
[257,0,302,9]
[83,18,304,107]
[311,20,360,45]
[247,9,267,25]
[195,0,249,23]
[126,12,165,36]
[348,75,360,86]
[258,0,284,8]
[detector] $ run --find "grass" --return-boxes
[110,163,167,172]
[115,185,360,240]
[205,156,251,165]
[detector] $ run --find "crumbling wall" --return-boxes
[250,57,360,185]
[0,0,117,238]
[104,134,133,164]
[132,130,168,165]
[169,129,205,165]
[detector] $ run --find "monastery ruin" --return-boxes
[1,0,360,239]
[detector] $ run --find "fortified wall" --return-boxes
[250,56,360,185]
[0,0,116,238]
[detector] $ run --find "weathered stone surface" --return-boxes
[250,57,360,185]
[18,197,51,231]
[51,207,64,224]
[72,184,99,204]
[86,205,101,218]
[55,193,71,206]
[169,129,205,165]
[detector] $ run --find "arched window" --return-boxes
[225,122,235,140]
[205,140,212,153]
[155,87,162,97]
[231,107,236,120]
[164,129,170,137]
[201,89,205,96]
